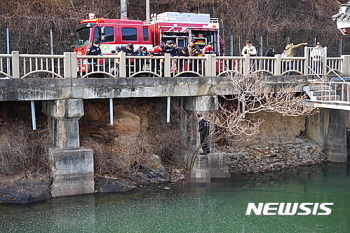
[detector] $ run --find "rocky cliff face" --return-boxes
[80,98,164,143]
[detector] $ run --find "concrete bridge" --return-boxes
[0,51,349,198]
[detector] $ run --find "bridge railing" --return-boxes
[3,51,350,79]
[0,54,12,78]
[327,57,343,75]
[310,81,350,102]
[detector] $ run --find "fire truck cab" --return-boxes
[74,13,153,56]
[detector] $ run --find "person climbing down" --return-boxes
[198,114,210,155]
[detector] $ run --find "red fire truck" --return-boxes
[74,12,221,73]
[148,12,221,54]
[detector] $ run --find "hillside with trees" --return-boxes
[0,0,347,56]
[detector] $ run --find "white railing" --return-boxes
[170,56,207,77]
[281,57,306,75]
[20,54,65,78]
[216,56,245,76]
[309,81,350,102]
[0,54,12,78]
[3,51,350,79]
[327,57,342,75]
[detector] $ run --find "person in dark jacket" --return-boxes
[176,46,189,57]
[265,48,275,72]
[164,40,177,56]
[198,114,210,155]
[265,48,275,57]
[86,39,102,57]
[176,47,189,73]
[86,39,103,76]
[136,46,150,72]
[126,43,135,56]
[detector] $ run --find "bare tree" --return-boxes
[205,73,319,142]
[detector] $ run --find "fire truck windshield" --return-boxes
[75,27,91,48]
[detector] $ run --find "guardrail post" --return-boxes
[275,54,281,75]
[205,54,212,77]
[304,46,309,76]
[64,52,71,78]
[11,51,20,79]
[341,55,350,75]
[119,53,126,78]
[70,52,77,78]
[243,54,250,76]
[164,53,171,77]
[211,54,217,77]
[323,47,327,76]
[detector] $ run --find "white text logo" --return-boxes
[245,203,333,216]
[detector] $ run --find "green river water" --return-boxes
[0,163,349,233]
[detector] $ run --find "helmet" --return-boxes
[127,43,134,47]
[166,40,173,45]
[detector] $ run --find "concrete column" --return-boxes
[183,95,218,153]
[64,52,72,79]
[305,108,347,163]
[275,54,281,75]
[11,51,20,79]
[70,52,77,78]
[42,99,84,149]
[183,95,218,112]
[42,99,94,197]
[243,54,250,76]
[119,53,126,77]
[164,53,171,77]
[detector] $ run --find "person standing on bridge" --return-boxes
[86,39,103,77]
[241,40,257,72]
[198,114,210,155]
[285,41,308,75]
[188,39,201,73]
[202,42,215,55]
[241,40,257,56]
[310,42,324,78]
[149,45,164,75]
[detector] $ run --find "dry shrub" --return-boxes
[82,132,154,176]
[0,121,51,175]
[82,107,199,175]
[150,107,199,169]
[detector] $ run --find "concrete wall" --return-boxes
[305,108,347,162]
[0,76,308,101]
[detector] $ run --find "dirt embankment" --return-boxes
[0,99,330,203]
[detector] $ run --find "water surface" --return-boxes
[0,163,349,232]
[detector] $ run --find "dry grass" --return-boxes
[0,121,51,175]
[81,107,200,175]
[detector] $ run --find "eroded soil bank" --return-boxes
[0,99,342,203]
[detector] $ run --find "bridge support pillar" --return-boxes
[42,99,94,197]
[305,108,347,163]
[183,95,218,153]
